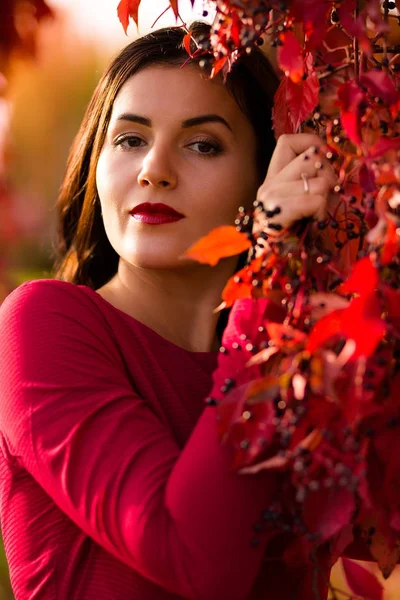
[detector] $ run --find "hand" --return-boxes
[253,133,338,236]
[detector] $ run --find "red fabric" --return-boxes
[0,280,329,599]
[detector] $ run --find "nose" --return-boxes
[137,144,177,189]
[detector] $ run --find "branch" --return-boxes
[318,61,353,80]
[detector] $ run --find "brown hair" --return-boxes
[51,21,279,289]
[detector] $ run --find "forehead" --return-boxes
[110,65,248,126]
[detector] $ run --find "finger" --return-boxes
[255,185,329,231]
[271,146,337,188]
[261,196,326,231]
[257,177,332,213]
[266,133,326,179]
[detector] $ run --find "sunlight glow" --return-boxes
[46,0,214,49]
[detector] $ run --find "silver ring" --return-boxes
[301,172,310,194]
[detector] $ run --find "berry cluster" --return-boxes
[182,0,400,595]
[117,0,400,594]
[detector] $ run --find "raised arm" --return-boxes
[0,281,278,600]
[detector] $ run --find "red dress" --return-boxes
[0,279,329,599]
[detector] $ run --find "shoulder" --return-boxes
[1,279,105,324]
[0,279,119,354]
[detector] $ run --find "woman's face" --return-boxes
[96,64,259,270]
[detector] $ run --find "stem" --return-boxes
[151,5,171,28]
[389,53,400,65]
[318,62,353,81]
[322,40,352,59]
[326,263,345,278]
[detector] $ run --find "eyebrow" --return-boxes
[115,113,233,133]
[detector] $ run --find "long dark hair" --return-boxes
[51,21,279,289]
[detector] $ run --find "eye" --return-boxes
[187,138,222,156]
[115,135,146,150]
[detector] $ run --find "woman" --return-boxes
[0,21,337,600]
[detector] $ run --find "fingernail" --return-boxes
[267,223,283,231]
[265,206,281,218]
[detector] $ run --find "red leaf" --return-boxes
[342,558,383,600]
[183,226,251,266]
[230,11,241,47]
[277,31,304,83]
[306,309,342,354]
[221,270,252,308]
[386,456,400,533]
[339,257,378,296]
[381,219,400,266]
[266,323,306,348]
[339,0,386,54]
[307,293,386,358]
[370,532,400,580]
[369,136,400,158]
[330,524,354,565]
[272,77,295,137]
[117,0,141,33]
[341,113,362,146]
[217,379,278,467]
[232,396,277,468]
[302,487,356,542]
[272,54,319,137]
[359,163,376,193]
[289,0,330,51]
[341,296,386,358]
[375,165,399,185]
[361,70,400,106]
[358,515,400,579]
[211,56,228,78]
[337,81,365,145]
[384,284,400,335]
[169,0,179,19]
[183,32,193,57]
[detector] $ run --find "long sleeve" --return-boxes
[0,281,278,600]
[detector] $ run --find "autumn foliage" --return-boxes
[119,1,400,597]
[0,1,53,299]
[0,0,53,74]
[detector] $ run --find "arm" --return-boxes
[0,281,277,600]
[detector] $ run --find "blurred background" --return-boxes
[0,0,400,598]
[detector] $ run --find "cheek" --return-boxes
[95,153,110,202]
[96,151,127,205]
[209,159,258,217]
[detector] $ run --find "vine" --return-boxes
[118,1,400,597]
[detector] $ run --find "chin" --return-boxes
[117,248,194,271]
[127,257,203,272]
[116,235,202,270]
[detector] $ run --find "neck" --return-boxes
[102,258,237,353]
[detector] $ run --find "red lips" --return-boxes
[130,203,184,217]
[130,203,185,225]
